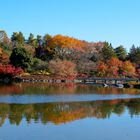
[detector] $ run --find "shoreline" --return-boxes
[0,75,139,89]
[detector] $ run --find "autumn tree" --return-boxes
[47,34,85,51]
[0,47,2,56]
[0,51,10,64]
[76,60,96,77]
[121,61,136,77]
[48,59,77,80]
[106,57,122,77]
[0,46,10,64]
[97,61,108,77]
[0,64,23,77]
[0,64,23,83]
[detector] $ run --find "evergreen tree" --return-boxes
[101,42,116,61]
[11,32,25,45]
[115,45,127,60]
[28,33,34,45]
[128,45,140,65]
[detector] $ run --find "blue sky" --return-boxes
[0,0,140,50]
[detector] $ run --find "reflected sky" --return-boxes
[0,94,140,104]
[1,115,140,140]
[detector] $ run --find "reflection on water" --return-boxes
[0,83,140,95]
[0,83,140,104]
[0,99,140,126]
[0,83,140,140]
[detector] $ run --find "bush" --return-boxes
[32,58,48,71]
[10,47,33,71]
[49,59,77,80]
[0,64,23,78]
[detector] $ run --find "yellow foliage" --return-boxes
[0,47,2,55]
[21,72,31,76]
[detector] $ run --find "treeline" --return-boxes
[0,30,140,79]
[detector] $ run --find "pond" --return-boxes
[0,83,140,140]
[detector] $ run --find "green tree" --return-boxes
[27,33,39,48]
[0,31,12,52]
[11,32,25,45]
[115,45,127,61]
[101,42,116,61]
[27,33,34,45]
[18,32,25,45]
[35,34,56,61]
[128,45,140,65]
[43,34,52,45]
[10,47,32,70]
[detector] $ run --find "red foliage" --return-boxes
[0,64,23,77]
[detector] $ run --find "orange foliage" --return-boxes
[97,61,108,77]
[0,47,2,55]
[47,34,86,51]
[121,61,136,76]
[107,57,122,77]
[0,51,10,64]
[97,57,136,77]
[108,57,122,67]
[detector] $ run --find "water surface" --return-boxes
[0,83,140,140]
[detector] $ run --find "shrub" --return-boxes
[49,59,77,80]
[0,64,23,78]
[10,47,33,71]
[32,58,48,71]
